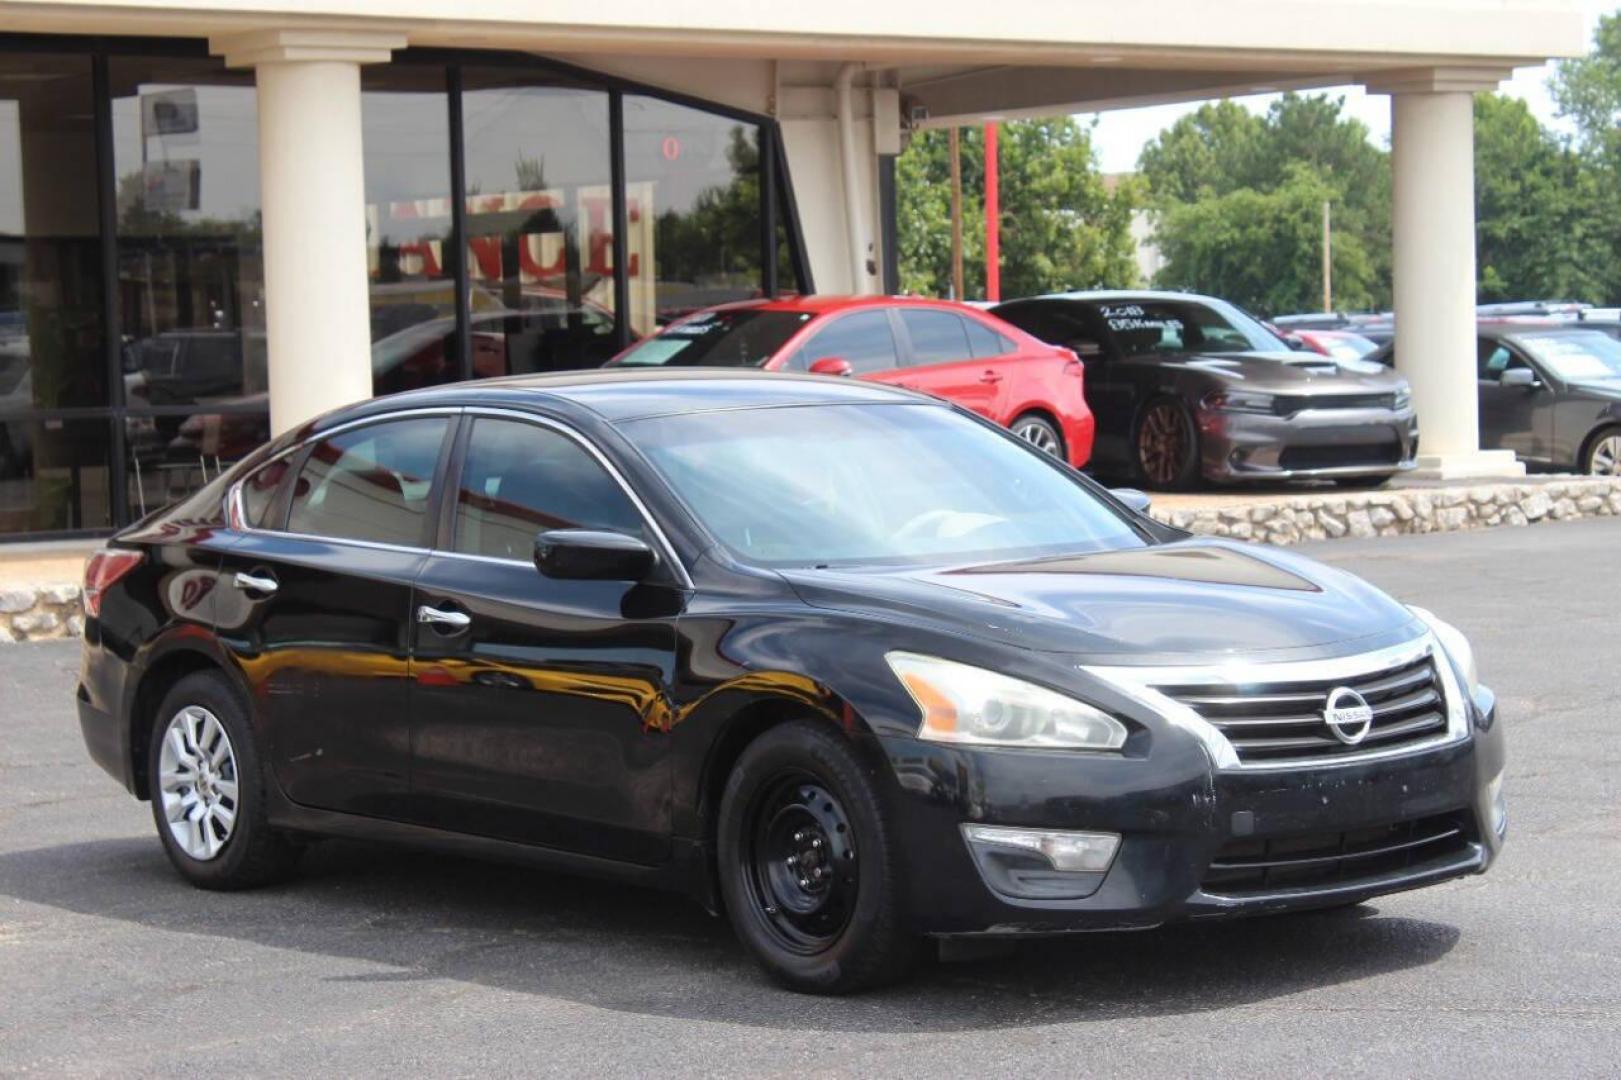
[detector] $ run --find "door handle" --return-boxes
[232,571,278,596]
[978,370,1004,385]
[417,605,471,632]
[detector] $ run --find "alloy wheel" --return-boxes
[743,773,859,955]
[157,706,240,861]
[1589,434,1621,476]
[1138,402,1189,487]
[1013,419,1062,457]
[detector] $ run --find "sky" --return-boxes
[1083,2,1615,174]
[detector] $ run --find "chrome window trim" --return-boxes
[1083,632,1468,772]
[454,406,693,590]
[225,407,461,552]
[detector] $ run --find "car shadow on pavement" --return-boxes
[0,835,1462,1032]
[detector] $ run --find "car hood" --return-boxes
[780,539,1422,665]
[1136,350,1405,393]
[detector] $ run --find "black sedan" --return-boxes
[992,292,1418,489]
[75,371,1504,993]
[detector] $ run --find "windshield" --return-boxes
[1517,330,1621,381]
[626,403,1145,567]
[1094,299,1287,356]
[611,309,814,368]
[1313,332,1379,361]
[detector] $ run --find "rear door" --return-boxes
[215,412,453,818]
[406,412,685,864]
[888,308,1012,419]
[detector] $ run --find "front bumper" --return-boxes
[1197,406,1419,481]
[885,687,1503,937]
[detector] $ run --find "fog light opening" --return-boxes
[961,824,1121,873]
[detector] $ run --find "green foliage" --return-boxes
[895,118,1141,300]
[1139,93,1390,314]
[1474,93,1607,302]
[1550,11,1621,303]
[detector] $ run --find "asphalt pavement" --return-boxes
[1,519,1618,1077]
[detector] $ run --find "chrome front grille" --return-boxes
[1160,654,1450,766]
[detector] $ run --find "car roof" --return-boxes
[995,290,1224,306]
[312,368,926,429]
[694,294,996,316]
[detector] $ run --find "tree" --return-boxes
[1473,93,1606,302]
[1138,93,1391,314]
[896,118,1141,299]
[1551,12,1621,303]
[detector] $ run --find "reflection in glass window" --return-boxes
[237,455,289,529]
[1,53,106,413]
[900,310,971,366]
[622,96,763,335]
[288,418,447,546]
[362,67,457,395]
[125,410,269,520]
[454,418,644,561]
[800,311,898,374]
[461,71,620,376]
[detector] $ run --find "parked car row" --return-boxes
[611,291,1421,490]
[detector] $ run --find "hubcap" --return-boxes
[1139,403,1188,486]
[1015,421,1061,457]
[157,706,239,861]
[744,774,858,955]
[1590,434,1621,476]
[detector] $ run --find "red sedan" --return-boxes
[608,296,1095,467]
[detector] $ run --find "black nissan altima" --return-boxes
[75,370,1505,994]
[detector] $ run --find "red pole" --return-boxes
[983,121,1000,302]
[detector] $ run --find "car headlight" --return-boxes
[1202,389,1276,414]
[1409,606,1479,697]
[886,652,1129,751]
[1393,387,1412,411]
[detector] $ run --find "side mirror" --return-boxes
[1111,488,1153,515]
[1500,367,1540,389]
[809,356,854,377]
[534,529,655,581]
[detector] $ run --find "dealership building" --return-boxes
[0,0,1588,538]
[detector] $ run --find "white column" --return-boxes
[212,30,406,436]
[1371,67,1521,479]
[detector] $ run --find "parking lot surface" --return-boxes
[2,520,1618,1078]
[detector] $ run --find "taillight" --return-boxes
[83,549,144,618]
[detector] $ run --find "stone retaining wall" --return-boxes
[1152,476,1621,546]
[0,584,84,643]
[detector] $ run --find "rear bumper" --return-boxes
[76,622,140,795]
[1198,406,1419,481]
[884,687,1503,937]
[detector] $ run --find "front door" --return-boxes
[407,414,685,864]
[215,414,453,817]
[1477,339,1551,462]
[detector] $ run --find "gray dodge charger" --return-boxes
[993,291,1419,489]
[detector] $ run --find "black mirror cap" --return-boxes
[533,529,656,581]
[1111,487,1153,515]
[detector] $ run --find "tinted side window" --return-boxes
[1477,339,1526,379]
[998,303,1092,350]
[899,310,972,367]
[965,317,1013,359]
[239,457,291,529]
[800,311,899,374]
[287,418,449,545]
[453,418,646,561]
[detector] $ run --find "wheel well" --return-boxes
[1579,422,1621,470]
[129,651,223,800]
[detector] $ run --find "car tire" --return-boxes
[1134,397,1200,490]
[1010,414,1066,461]
[1332,473,1395,489]
[717,719,920,994]
[146,670,301,890]
[1581,426,1621,476]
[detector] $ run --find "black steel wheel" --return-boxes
[717,720,919,994]
[1134,397,1200,490]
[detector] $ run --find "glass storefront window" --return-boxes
[123,409,267,521]
[0,53,105,412]
[459,69,619,374]
[362,66,457,396]
[0,417,111,533]
[621,96,764,335]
